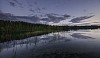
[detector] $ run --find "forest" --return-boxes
[0,20,100,42]
[0,20,100,32]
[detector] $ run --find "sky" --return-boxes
[0,0,100,25]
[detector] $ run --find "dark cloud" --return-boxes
[37,8,41,12]
[0,12,40,23]
[29,9,35,13]
[49,13,60,16]
[37,8,41,11]
[13,0,22,5]
[17,15,40,22]
[63,14,71,18]
[46,14,64,22]
[13,0,23,8]
[0,12,71,23]
[9,2,16,7]
[70,15,94,23]
[29,8,42,14]
[41,13,71,23]
[0,12,16,20]
[7,0,23,8]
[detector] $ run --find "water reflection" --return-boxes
[0,29,100,58]
[71,33,95,39]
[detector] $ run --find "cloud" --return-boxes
[29,9,35,13]
[63,14,71,18]
[9,2,16,7]
[0,12,39,22]
[36,8,41,12]
[42,7,46,10]
[13,0,22,5]
[0,12,16,21]
[17,15,40,22]
[8,0,24,8]
[29,8,42,13]
[41,13,71,23]
[92,22,100,23]
[0,12,71,24]
[70,15,94,23]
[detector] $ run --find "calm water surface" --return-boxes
[0,29,100,58]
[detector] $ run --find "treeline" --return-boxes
[0,20,56,32]
[0,20,100,32]
[0,20,100,42]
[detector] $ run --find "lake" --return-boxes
[0,29,100,58]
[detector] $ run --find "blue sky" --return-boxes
[0,0,100,25]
